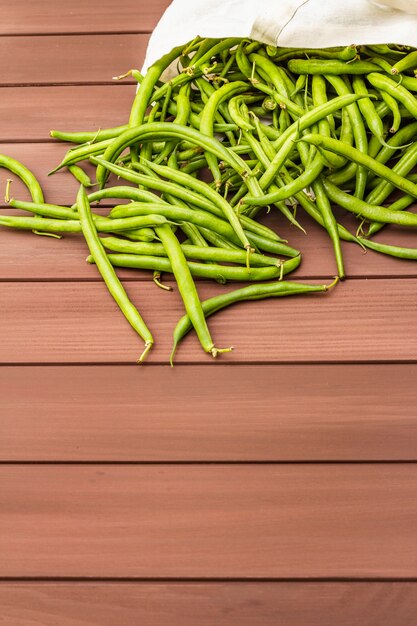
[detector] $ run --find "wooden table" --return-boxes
[1,2,417,623]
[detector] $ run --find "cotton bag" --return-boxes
[143,0,417,77]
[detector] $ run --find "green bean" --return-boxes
[273,46,358,63]
[249,53,290,98]
[199,80,250,186]
[323,179,417,227]
[70,185,166,209]
[198,227,241,250]
[8,199,76,219]
[351,76,386,144]
[179,222,209,248]
[379,91,402,133]
[358,237,417,259]
[77,186,153,362]
[280,169,358,243]
[154,83,191,165]
[110,202,248,243]
[313,177,345,278]
[102,237,281,267]
[391,50,417,75]
[68,164,94,187]
[311,75,346,169]
[50,125,129,144]
[49,138,113,174]
[228,95,257,131]
[262,93,365,186]
[129,43,185,128]
[324,75,368,199]
[244,152,324,206]
[93,253,301,283]
[301,133,417,199]
[392,74,417,92]
[170,277,337,363]
[156,223,232,358]
[118,228,157,242]
[367,173,417,237]
[0,153,44,205]
[288,59,382,75]
[366,73,417,120]
[366,142,417,206]
[0,213,172,233]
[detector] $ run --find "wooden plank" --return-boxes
[1,582,416,625]
[0,34,149,85]
[1,464,417,577]
[0,85,134,141]
[0,0,170,35]
[1,278,417,364]
[1,364,417,462]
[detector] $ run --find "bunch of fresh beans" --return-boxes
[2,39,417,362]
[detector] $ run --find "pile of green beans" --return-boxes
[2,38,417,362]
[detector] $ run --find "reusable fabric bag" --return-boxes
[143,0,417,76]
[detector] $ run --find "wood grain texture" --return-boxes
[1,464,417,578]
[0,85,134,140]
[0,0,171,35]
[0,34,149,85]
[1,583,417,626]
[1,279,417,364]
[1,364,417,462]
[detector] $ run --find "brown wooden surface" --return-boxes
[1,1,416,623]
[0,0,171,35]
[0,35,149,85]
[2,279,417,363]
[1,583,417,626]
[2,364,417,461]
[2,465,417,578]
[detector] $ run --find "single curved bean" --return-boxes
[0,153,44,205]
[77,186,153,362]
[170,277,336,363]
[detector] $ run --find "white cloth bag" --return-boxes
[143,0,417,77]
